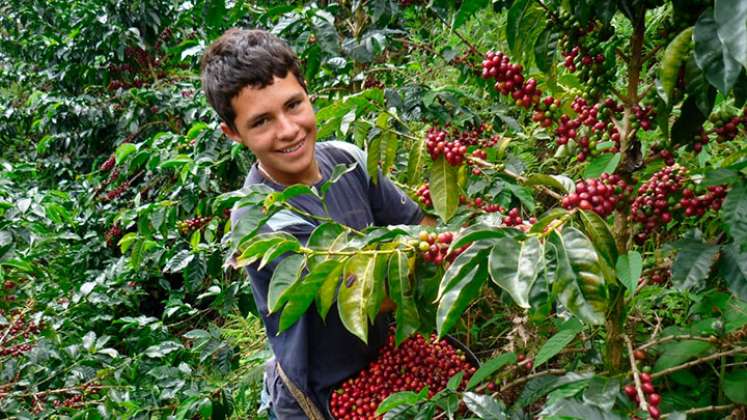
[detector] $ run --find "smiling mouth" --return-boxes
[279,138,305,153]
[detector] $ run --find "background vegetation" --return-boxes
[0,0,746,418]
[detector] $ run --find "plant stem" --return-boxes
[498,368,566,392]
[636,334,717,351]
[651,346,747,380]
[606,291,626,373]
[624,334,650,414]
[660,404,736,419]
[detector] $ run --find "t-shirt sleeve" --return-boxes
[368,167,424,226]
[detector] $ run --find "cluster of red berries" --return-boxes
[631,104,656,131]
[416,231,468,265]
[562,46,605,73]
[713,114,744,142]
[532,96,563,128]
[641,266,670,286]
[691,128,709,153]
[329,330,476,419]
[0,343,33,356]
[463,196,502,213]
[0,311,41,356]
[176,216,212,234]
[680,185,727,216]
[104,224,122,248]
[623,369,662,419]
[363,76,384,89]
[108,28,172,91]
[561,174,632,217]
[502,208,536,230]
[99,154,116,171]
[481,51,541,109]
[425,128,468,166]
[451,123,487,146]
[657,149,676,166]
[100,178,132,202]
[631,166,687,242]
[415,183,432,208]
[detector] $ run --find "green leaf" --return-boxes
[430,155,459,222]
[277,260,342,333]
[437,263,488,338]
[466,352,516,390]
[548,229,607,325]
[715,0,747,69]
[381,131,398,177]
[577,210,618,267]
[582,376,620,412]
[376,389,428,415]
[525,174,574,194]
[615,251,642,294]
[534,319,583,367]
[449,225,519,253]
[437,243,492,300]
[724,370,747,404]
[280,184,318,202]
[722,182,747,247]
[504,182,536,212]
[164,250,194,273]
[534,26,561,73]
[654,340,713,372]
[406,137,426,186]
[388,251,419,345]
[462,392,507,419]
[307,223,346,270]
[320,163,357,196]
[541,398,624,420]
[720,242,747,300]
[115,143,137,164]
[669,239,720,291]
[267,255,305,313]
[453,0,488,29]
[235,232,295,268]
[694,8,743,94]
[671,94,713,147]
[259,238,301,270]
[659,27,694,103]
[505,0,547,66]
[488,236,544,308]
[338,254,386,343]
[582,153,620,179]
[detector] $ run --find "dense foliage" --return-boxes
[1,0,746,418]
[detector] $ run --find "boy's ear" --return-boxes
[220,122,242,144]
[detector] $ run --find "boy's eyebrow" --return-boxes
[244,93,306,128]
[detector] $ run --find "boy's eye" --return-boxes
[252,117,268,128]
[288,100,301,109]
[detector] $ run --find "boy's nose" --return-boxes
[275,113,298,142]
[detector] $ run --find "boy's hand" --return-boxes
[379,296,396,313]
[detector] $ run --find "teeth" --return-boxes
[281,140,303,153]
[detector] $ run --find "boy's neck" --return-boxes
[257,159,322,186]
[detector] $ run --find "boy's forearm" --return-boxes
[419,214,437,227]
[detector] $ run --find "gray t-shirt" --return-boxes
[230,140,423,415]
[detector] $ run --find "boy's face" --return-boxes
[221,74,318,185]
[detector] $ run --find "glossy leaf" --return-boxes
[338,253,386,343]
[724,370,747,404]
[654,340,714,372]
[429,155,459,222]
[659,27,693,103]
[577,210,617,267]
[466,352,516,390]
[722,181,747,247]
[488,236,543,308]
[694,8,743,94]
[720,242,747,300]
[267,254,305,313]
[406,137,426,186]
[615,250,642,294]
[259,238,301,270]
[534,26,561,73]
[307,223,345,269]
[715,0,747,69]
[277,260,342,333]
[669,238,720,291]
[437,243,491,300]
[463,392,507,419]
[436,263,488,338]
[449,225,519,253]
[534,318,582,367]
[582,153,620,179]
[388,251,419,345]
[548,229,607,325]
[453,0,488,29]
[525,174,575,194]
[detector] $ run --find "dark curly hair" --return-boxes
[200,29,307,131]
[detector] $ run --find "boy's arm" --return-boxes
[419,214,437,226]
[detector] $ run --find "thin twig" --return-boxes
[660,404,736,419]
[427,8,479,54]
[636,334,717,352]
[624,334,649,414]
[651,346,747,380]
[498,368,566,392]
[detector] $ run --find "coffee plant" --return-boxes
[1,0,747,418]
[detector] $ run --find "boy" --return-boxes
[201,29,434,419]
